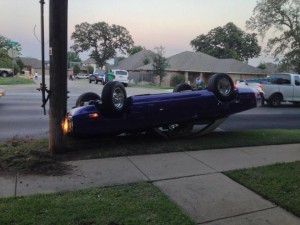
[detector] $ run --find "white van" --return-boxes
[109,69,129,87]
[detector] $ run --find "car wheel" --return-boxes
[95,80,98,84]
[89,79,92,83]
[173,83,193,92]
[208,73,236,102]
[102,81,127,115]
[75,92,101,107]
[268,94,282,107]
[1,72,8,77]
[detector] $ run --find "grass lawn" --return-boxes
[225,161,300,218]
[128,82,172,89]
[0,76,35,85]
[1,129,300,174]
[63,129,300,161]
[0,183,195,225]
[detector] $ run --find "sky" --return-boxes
[0,0,275,66]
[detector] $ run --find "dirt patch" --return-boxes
[0,136,72,176]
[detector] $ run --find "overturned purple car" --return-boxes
[65,73,261,138]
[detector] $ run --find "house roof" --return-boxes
[82,58,96,64]
[137,51,266,75]
[214,59,265,75]
[113,50,156,70]
[20,57,48,69]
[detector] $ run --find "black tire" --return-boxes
[75,92,101,107]
[95,80,98,84]
[102,81,127,115]
[89,79,92,83]
[268,94,282,107]
[1,72,8,77]
[208,73,236,102]
[173,83,193,92]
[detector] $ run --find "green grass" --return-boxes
[62,129,300,161]
[1,129,300,174]
[0,76,35,85]
[0,183,195,225]
[128,82,172,89]
[225,161,300,218]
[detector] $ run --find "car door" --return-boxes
[276,74,293,101]
[293,75,300,101]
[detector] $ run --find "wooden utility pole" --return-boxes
[49,0,68,153]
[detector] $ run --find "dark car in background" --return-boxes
[89,70,105,84]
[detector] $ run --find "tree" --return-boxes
[16,58,24,73]
[67,51,81,68]
[152,46,169,86]
[246,0,300,73]
[73,64,80,75]
[70,22,134,68]
[0,34,21,56]
[0,35,22,69]
[257,62,267,70]
[128,45,144,55]
[0,49,12,68]
[87,65,94,74]
[190,22,261,62]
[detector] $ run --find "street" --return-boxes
[0,78,300,140]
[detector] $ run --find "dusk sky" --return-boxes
[0,0,274,66]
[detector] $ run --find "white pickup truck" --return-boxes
[0,68,13,77]
[262,73,300,107]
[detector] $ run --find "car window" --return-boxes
[295,76,300,86]
[270,74,291,85]
[115,71,128,76]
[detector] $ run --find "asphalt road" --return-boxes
[0,77,170,140]
[220,104,300,131]
[0,77,300,140]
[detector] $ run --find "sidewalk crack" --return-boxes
[126,156,151,181]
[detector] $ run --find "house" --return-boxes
[20,57,50,75]
[134,51,267,86]
[111,50,156,83]
[82,58,97,70]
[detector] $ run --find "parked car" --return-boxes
[64,73,261,138]
[0,85,5,98]
[75,74,89,79]
[262,73,300,107]
[110,69,129,87]
[89,70,129,87]
[89,71,105,84]
[0,68,13,77]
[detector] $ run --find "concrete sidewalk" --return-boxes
[1,144,300,224]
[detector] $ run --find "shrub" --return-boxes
[170,73,185,87]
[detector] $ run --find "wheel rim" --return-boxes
[113,87,125,109]
[218,78,231,96]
